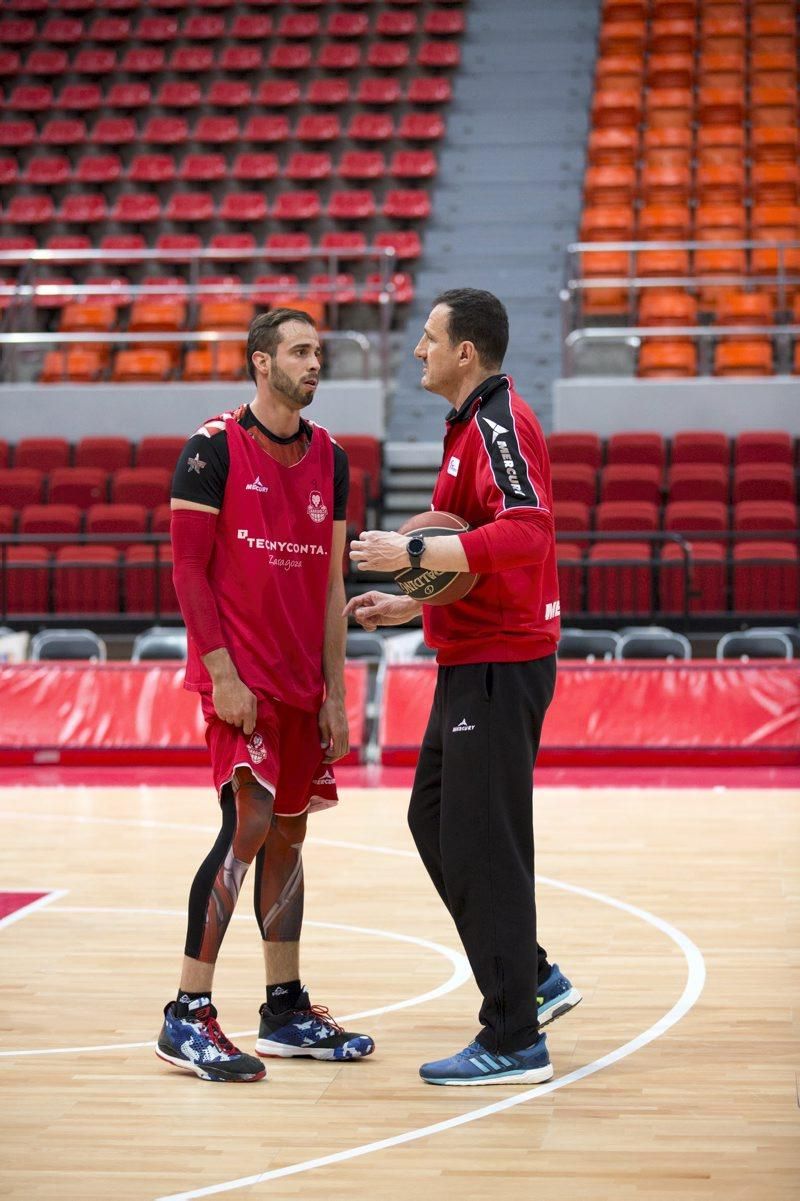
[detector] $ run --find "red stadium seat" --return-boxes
[320,231,367,260]
[345,466,367,534]
[382,189,431,220]
[357,77,402,105]
[277,12,320,38]
[184,14,225,40]
[734,431,793,466]
[207,81,252,109]
[319,42,362,70]
[327,189,376,221]
[659,541,727,613]
[75,155,123,185]
[265,233,312,262]
[7,84,53,112]
[86,503,148,548]
[296,114,342,142]
[90,117,137,147]
[256,81,300,108]
[156,82,201,110]
[338,151,386,181]
[253,274,300,305]
[671,430,730,467]
[48,467,107,507]
[136,438,184,472]
[554,501,591,546]
[377,10,417,35]
[107,82,152,109]
[232,14,274,40]
[398,114,446,142]
[587,542,653,615]
[556,543,584,613]
[0,505,13,534]
[0,468,45,508]
[232,153,280,182]
[733,541,799,614]
[408,77,453,103]
[272,190,322,221]
[219,45,263,73]
[733,501,798,533]
[600,464,662,504]
[110,469,171,509]
[22,155,70,185]
[15,439,70,472]
[151,505,172,535]
[663,500,728,533]
[19,504,81,536]
[550,463,597,507]
[59,84,102,112]
[168,47,213,74]
[334,435,382,503]
[595,501,660,531]
[243,115,291,144]
[667,463,729,504]
[5,547,50,615]
[606,432,665,469]
[327,12,369,38]
[164,191,215,222]
[111,194,162,224]
[306,79,352,107]
[194,117,241,145]
[129,154,177,184]
[348,114,394,142]
[733,463,795,504]
[88,16,130,41]
[75,438,132,472]
[417,40,461,68]
[269,43,312,71]
[373,230,422,260]
[123,545,178,616]
[361,272,415,305]
[59,194,109,225]
[54,544,120,614]
[5,196,55,225]
[547,432,602,470]
[286,152,333,182]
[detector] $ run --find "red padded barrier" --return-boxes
[379,661,800,767]
[0,661,368,767]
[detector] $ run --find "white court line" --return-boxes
[0,888,68,930]
[0,912,470,1058]
[154,881,706,1201]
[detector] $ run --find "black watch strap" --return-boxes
[407,535,425,569]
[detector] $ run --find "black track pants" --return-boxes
[408,655,557,1053]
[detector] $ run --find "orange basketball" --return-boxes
[394,511,479,606]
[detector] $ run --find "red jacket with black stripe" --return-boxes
[424,374,560,665]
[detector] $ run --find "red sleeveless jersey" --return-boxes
[184,414,335,711]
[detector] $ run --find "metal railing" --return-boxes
[1,529,798,632]
[0,244,401,392]
[561,238,800,376]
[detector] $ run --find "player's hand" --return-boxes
[318,695,349,763]
[350,530,409,573]
[343,591,421,631]
[212,674,258,736]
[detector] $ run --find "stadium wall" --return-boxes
[0,381,385,441]
[553,379,800,437]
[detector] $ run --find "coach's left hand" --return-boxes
[318,696,349,763]
[350,530,408,572]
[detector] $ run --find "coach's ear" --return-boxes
[458,339,477,366]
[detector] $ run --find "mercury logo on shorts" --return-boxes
[452,717,476,733]
[307,491,328,523]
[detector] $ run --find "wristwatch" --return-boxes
[407,535,426,569]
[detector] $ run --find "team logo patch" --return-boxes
[447,455,460,477]
[307,491,328,523]
[247,732,267,764]
[187,453,206,474]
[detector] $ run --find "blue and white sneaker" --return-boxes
[255,990,375,1061]
[156,999,266,1083]
[420,1034,553,1086]
[537,963,582,1027]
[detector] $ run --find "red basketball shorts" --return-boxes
[200,693,338,816]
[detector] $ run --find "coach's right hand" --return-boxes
[202,648,258,734]
[343,591,421,631]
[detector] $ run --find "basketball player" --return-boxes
[156,309,374,1082]
[346,289,579,1085]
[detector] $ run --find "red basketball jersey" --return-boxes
[183,415,335,711]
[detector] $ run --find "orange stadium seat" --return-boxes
[640,162,691,205]
[638,203,692,240]
[587,127,640,167]
[716,292,775,327]
[752,163,800,206]
[696,123,746,165]
[596,53,645,91]
[714,341,774,376]
[639,290,697,326]
[112,350,172,383]
[696,162,746,205]
[41,349,105,384]
[751,126,799,165]
[698,50,745,89]
[651,17,696,55]
[584,165,637,206]
[637,341,698,377]
[647,51,694,89]
[182,345,247,381]
[591,89,643,129]
[751,50,797,90]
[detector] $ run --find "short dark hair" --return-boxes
[246,308,317,382]
[433,288,509,370]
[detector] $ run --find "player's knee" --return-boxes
[273,811,308,849]
[232,771,275,860]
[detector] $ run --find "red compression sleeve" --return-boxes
[458,509,554,574]
[170,508,226,656]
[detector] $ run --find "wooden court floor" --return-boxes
[0,781,797,1201]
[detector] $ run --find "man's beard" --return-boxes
[270,360,315,407]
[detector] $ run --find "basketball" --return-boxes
[394,511,479,606]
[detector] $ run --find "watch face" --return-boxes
[408,537,425,556]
